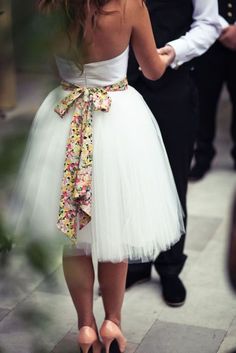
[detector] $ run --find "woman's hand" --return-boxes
[138,46,175,75]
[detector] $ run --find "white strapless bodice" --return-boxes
[55,47,129,87]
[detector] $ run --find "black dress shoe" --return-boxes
[160,276,186,307]
[126,262,152,289]
[189,162,210,182]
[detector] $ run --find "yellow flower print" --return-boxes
[54,78,128,242]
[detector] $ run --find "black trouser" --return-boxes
[193,41,236,165]
[129,67,198,276]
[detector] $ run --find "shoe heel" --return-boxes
[79,342,92,353]
[100,320,127,353]
[102,337,114,353]
[78,326,98,353]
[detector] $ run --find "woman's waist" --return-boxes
[58,72,127,88]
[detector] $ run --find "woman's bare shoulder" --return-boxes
[125,0,145,19]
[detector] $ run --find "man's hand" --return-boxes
[219,25,236,51]
[157,45,176,66]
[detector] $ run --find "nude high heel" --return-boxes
[100,320,127,353]
[78,326,102,353]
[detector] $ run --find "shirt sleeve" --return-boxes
[218,15,229,29]
[167,0,223,68]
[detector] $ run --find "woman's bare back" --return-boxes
[57,0,169,79]
[82,0,131,63]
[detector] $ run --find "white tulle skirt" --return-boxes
[6,84,184,262]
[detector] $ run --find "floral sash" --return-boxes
[54,78,128,242]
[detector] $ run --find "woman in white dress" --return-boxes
[8,0,185,352]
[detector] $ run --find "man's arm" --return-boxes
[164,0,222,68]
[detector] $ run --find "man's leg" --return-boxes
[126,68,197,306]
[152,70,197,305]
[125,261,152,289]
[189,42,225,181]
[226,49,236,168]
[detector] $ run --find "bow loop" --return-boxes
[54,84,112,118]
[54,86,84,117]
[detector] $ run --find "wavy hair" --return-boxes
[39,1,113,41]
[38,0,116,66]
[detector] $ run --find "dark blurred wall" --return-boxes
[11,0,53,72]
[11,0,35,71]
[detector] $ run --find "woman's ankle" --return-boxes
[105,316,121,327]
[78,316,98,331]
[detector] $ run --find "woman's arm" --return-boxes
[129,0,170,80]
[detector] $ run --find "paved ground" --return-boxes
[0,73,236,353]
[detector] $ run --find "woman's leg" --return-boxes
[98,262,128,326]
[63,253,95,329]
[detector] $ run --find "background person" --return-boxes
[0,0,16,118]
[190,0,236,181]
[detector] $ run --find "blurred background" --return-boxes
[0,1,236,353]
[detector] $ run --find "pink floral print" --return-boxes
[54,78,128,242]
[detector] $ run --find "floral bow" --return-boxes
[54,78,128,242]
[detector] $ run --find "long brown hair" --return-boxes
[37,0,113,63]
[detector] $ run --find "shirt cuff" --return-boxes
[167,39,189,69]
[219,16,229,29]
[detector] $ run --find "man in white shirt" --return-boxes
[127,0,222,307]
[190,0,236,180]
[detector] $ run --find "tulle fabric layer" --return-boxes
[5,85,185,262]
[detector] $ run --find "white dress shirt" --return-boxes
[168,0,222,68]
[219,15,236,29]
[219,15,230,29]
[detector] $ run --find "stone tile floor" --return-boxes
[0,74,236,353]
